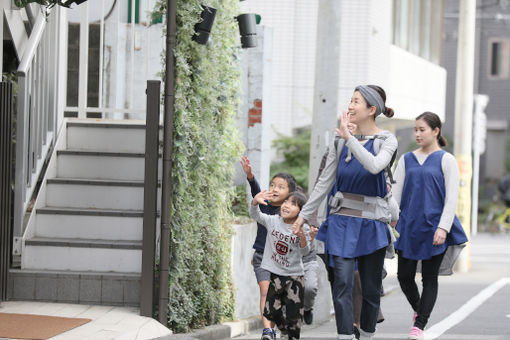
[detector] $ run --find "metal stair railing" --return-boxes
[13,8,59,245]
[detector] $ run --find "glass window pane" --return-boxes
[420,0,432,60]
[491,42,500,76]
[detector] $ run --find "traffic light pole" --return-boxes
[453,0,476,272]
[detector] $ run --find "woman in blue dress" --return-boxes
[392,112,468,340]
[293,85,397,340]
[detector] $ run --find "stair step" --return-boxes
[47,178,145,187]
[34,208,146,240]
[66,121,147,153]
[8,269,140,306]
[46,179,145,209]
[36,207,144,217]
[25,237,142,249]
[67,121,147,129]
[23,238,142,272]
[58,150,145,158]
[57,150,146,181]
[9,268,141,277]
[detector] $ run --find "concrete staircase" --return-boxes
[8,120,154,306]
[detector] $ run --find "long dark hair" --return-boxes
[416,111,447,147]
[367,85,394,118]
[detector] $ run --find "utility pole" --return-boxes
[453,0,477,272]
[308,0,342,192]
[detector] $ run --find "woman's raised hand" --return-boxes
[292,216,305,235]
[335,111,352,140]
[253,190,272,206]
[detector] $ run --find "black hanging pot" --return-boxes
[192,6,217,45]
[236,13,257,48]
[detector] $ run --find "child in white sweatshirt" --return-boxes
[250,190,310,340]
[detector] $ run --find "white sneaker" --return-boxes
[359,328,374,340]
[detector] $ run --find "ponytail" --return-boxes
[383,107,395,118]
[438,135,447,147]
[367,85,395,119]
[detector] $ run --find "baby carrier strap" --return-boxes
[358,133,398,184]
[333,132,397,183]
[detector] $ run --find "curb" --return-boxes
[153,316,262,340]
[154,281,401,340]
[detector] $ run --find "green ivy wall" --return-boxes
[153,0,243,333]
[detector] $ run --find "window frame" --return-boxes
[488,38,510,80]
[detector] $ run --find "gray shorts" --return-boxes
[252,251,271,282]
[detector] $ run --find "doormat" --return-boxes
[0,312,91,339]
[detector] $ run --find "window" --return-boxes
[489,39,510,79]
[392,0,443,64]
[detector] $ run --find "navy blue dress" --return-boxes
[316,140,391,259]
[394,151,468,260]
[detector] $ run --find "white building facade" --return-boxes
[241,0,447,140]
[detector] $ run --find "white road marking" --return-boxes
[424,277,510,339]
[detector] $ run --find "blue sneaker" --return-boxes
[261,328,273,340]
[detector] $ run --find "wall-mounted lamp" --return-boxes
[62,0,88,7]
[236,13,257,48]
[192,6,217,45]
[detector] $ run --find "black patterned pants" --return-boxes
[264,273,305,340]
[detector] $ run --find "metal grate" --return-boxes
[0,82,14,301]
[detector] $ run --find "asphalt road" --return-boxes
[234,232,510,340]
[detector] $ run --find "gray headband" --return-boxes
[355,85,385,117]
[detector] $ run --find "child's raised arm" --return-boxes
[240,156,254,180]
[249,190,275,228]
[241,156,262,197]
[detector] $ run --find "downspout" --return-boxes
[158,0,176,325]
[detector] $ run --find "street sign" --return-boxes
[472,94,489,237]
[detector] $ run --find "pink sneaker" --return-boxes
[408,326,424,340]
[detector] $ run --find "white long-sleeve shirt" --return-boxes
[392,151,459,232]
[249,203,310,276]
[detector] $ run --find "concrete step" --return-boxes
[66,121,148,153]
[8,268,140,306]
[57,150,146,181]
[35,207,144,240]
[45,178,145,210]
[23,237,142,273]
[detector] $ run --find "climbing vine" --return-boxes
[152,0,243,332]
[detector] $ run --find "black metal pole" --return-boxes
[0,82,13,301]
[158,0,176,325]
[140,80,161,317]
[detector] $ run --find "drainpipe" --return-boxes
[159,0,176,325]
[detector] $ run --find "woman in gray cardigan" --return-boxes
[293,85,397,340]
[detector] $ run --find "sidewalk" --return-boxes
[0,301,172,340]
[1,232,504,340]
